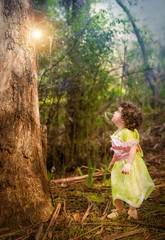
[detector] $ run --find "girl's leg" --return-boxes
[129,205,136,211]
[114,199,123,212]
[128,205,138,219]
[107,199,125,219]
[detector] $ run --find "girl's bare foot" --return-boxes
[128,208,138,219]
[107,208,126,219]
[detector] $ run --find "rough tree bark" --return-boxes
[0,0,53,230]
[116,0,158,107]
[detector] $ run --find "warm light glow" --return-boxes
[32,29,42,39]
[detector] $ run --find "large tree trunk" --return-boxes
[116,0,158,107]
[0,0,53,230]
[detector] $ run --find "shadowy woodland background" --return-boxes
[32,0,165,177]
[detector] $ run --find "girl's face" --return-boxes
[112,107,124,126]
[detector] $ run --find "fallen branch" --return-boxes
[103,228,143,240]
[100,200,111,220]
[0,228,9,233]
[149,172,165,178]
[82,222,133,227]
[92,225,104,238]
[71,225,102,240]
[103,200,111,216]
[147,154,161,161]
[145,208,165,215]
[51,172,111,184]
[155,184,165,189]
[129,219,165,230]
[35,223,43,240]
[0,224,40,239]
[16,234,30,240]
[81,197,93,224]
[79,165,102,173]
[63,200,67,217]
[42,202,62,240]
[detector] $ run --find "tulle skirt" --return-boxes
[111,155,155,208]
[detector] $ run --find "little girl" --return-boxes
[107,101,155,220]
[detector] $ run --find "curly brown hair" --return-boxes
[119,101,143,131]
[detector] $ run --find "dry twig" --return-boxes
[42,202,62,240]
[0,224,40,239]
[100,200,111,220]
[63,200,67,217]
[102,228,143,240]
[150,172,165,178]
[79,165,102,173]
[0,228,9,233]
[71,225,102,240]
[81,197,93,224]
[35,223,43,240]
[155,184,165,189]
[129,219,165,230]
[51,172,111,184]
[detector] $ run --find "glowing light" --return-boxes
[32,29,42,39]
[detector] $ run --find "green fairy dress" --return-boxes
[111,128,155,208]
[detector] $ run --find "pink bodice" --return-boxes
[110,137,138,161]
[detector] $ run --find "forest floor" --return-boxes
[0,111,165,240]
[46,178,165,240]
[41,110,165,240]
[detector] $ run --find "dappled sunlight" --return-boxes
[32,29,42,39]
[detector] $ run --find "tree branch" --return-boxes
[116,0,158,105]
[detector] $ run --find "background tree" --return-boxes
[116,0,158,107]
[0,0,53,230]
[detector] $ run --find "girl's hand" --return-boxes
[121,163,132,174]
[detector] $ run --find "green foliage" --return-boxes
[77,167,83,176]
[37,0,165,173]
[87,159,97,188]
[86,193,103,203]
[101,161,111,186]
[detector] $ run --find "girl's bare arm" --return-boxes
[121,145,137,174]
[108,155,116,170]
